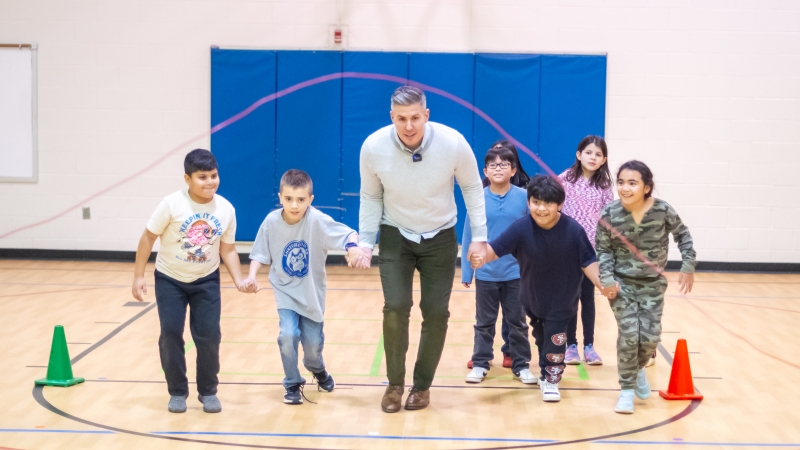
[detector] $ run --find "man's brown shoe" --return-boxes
[404,387,430,410]
[381,384,404,413]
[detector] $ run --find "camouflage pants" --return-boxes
[611,277,668,389]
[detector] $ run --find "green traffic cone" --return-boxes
[34,325,85,387]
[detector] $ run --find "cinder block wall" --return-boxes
[1,0,798,262]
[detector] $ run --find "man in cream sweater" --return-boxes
[358,86,488,412]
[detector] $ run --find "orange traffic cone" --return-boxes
[659,339,703,400]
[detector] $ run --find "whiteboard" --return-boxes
[0,44,37,182]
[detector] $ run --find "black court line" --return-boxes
[83,379,630,392]
[26,365,47,368]
[657,342,676,365]
[33,385,699,450]
[0,282,129,288]
[0,286,119,299]
[32,386,336,450]
[31,286,702,449]
[70,303,156,365]
[679,294,800,300]
[680,297,800,314]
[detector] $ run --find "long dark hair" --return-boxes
[563,135,611,190]
[617,160,655,199]
[482,140,530,188]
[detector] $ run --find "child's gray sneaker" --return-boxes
[197,394,222,413]
[168,394,188,413]
[634,368,651,399]
[615,389,635,414]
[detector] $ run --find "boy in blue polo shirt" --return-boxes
[471,175,618,402]
[462,146,533,384]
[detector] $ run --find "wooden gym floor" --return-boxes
[0,259,798,449]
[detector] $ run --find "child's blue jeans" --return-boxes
[277,308,326,388]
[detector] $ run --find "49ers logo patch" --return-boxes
[546,374,561,383]
[546,353,565,364]
[545,365,564,376]
[551,333,567,346]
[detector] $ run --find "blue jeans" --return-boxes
[277,308,325,388]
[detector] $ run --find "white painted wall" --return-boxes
[1,0,798,263]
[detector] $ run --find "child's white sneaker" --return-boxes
[615,389,635,414]
[465,367,488,383]
[634,368,650,399]
[540,378,560,402]
[513,368,538,385]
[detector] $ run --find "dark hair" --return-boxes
[617,160,654,199]
[526,175,565,205]
[483,146,517,168]
[563,135,612,190]
[184,149,218,175]
[280,169,314,195]
[481,140,530,188]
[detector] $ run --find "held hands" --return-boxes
[467,241,487,269]
[469,252,485,269]
[346,246,372,270]
[238,277,260,294]
[599,282,620,300]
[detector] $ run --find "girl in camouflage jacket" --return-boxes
[596,160,696,414]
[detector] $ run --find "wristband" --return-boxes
[344,242,359,251]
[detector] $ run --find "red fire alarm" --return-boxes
[334,29,342,44]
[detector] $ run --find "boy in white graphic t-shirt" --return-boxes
[132,149,245,414]
[239,169,368,405]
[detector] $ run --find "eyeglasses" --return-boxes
[486,162,512,170]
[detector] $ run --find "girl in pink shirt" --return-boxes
[558,135,614,366]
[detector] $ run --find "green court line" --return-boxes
[370,334,384,376]
[575,362,589,380]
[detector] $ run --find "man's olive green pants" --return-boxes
[379,225,457,391]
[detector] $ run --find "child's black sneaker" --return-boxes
[284,383,305,405]
[313,370,335,392]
